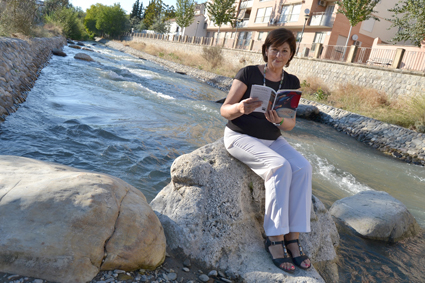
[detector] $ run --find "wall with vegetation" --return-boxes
[125,36,425,98]
[0,36,66,121]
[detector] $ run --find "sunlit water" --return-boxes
[0,43,424,282]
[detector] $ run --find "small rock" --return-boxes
[199,274,209,282]
[8,275,20,280]
[182,267,190,272]
[33,280,43,283]
[167,272,177,280]
[221,278,233,283]
[218,271,226,277]
[183,259,191,267]
[140,275,148,282]
[117,273,133,281]
[139,269,146,274]
[208,270,217,277]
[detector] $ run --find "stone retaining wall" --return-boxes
[110,39,425,166]
[124,36,425,98]
[0,36,66,121]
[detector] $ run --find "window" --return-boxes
[311,32,325,51]
[203,22,207,29]
[258,32,264,40]
[361,18,375,33]
[296,32,302,42]
[280,4,302,23]
[255,7,272,23]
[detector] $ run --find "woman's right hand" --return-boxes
[238,98,262,115]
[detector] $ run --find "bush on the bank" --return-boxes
[202,46,223,69]
[0,0,39,36]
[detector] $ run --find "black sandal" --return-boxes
[264,238,295,273]
[285,239,311,270]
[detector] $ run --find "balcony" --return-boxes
[310,12,334,27]
[240,0,254,9]
[236,19,249,28]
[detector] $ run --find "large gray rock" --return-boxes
[0,156,166,283]
[329,190,420,242]
[151,139,339,283]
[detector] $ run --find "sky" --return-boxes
[69,0,177,14]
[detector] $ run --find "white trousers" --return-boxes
[223,127,312,236]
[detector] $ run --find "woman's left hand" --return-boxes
[265,110,283,124]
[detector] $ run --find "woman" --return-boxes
[220,28,312,273]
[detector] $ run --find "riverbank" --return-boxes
[0,36,66,121]
[101,39,425,166]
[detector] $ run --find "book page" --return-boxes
[250,85,275,113]
[272,90,302,119]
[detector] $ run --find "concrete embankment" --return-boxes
[0,36,66,121]
[102,39,425,166]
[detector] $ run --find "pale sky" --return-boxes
[70,0,177,14]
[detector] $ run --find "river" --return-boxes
[0,43,424,282]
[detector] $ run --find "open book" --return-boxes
[249,85,302,119]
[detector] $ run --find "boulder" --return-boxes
[297,104,320,120]
[0,156,166,283]
[77,41,85,46]
[74,53,94,62]
[52,48,67,57]
[68,45,81,50]
[329,190,420,242]
[151,139,340,283]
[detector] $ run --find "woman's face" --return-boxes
[266,42,292,69]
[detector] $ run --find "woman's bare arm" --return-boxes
[220,79,262,120]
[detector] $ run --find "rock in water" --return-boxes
[0,156,166,283]
[52,48,67,57]
[151,139,340,283]
[74,53,94,62]
[329,190,420,242]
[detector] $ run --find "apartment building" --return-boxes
[205,0,401,51]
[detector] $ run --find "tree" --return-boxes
[84,3,128,38]
[43,0,70,16]
[337,0,380,49]
[143,0,164,29]
[388,0,425,47]
[151,16,170,34]
[84,3,103,36]
[96,4,128,37]
[130,0,144,20]
[176,0,195,36]
[206,0,236,41]
[163,4,176,21]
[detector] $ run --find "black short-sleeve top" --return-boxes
[226,65,301,140]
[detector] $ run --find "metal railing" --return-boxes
[310,12,334,27]
[124,33,425,72]
[401,51,425,72]
[366,49,396,67]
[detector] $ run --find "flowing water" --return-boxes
[0,43,424,282]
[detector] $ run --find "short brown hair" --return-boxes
[262,28,296,67]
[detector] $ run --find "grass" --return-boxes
[300,77,425,132]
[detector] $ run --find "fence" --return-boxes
[125,32,425,73]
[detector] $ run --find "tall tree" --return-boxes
[143,0,163,29]
[130,0,141,19]
[337,0,380,49]
[176,0,195,36]
[163,4,175,21]
[388,0,425,47]
[206,0,236,41]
